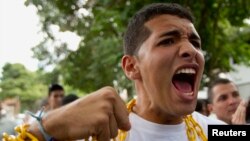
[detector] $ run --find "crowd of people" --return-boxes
[1,2,250,141]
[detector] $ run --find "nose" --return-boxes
[179,41,197,60]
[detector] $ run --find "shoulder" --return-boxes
[192,111,227,125]
[190,112,227,136]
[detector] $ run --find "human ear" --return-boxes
[121,55,141,80]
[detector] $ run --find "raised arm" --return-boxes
[4,87,131,141]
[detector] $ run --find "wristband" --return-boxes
[37,116,53,141]
[27,108,54,141]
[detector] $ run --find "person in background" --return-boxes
[62,93,79,105]
[27,84,64,124]
[0,101,17,139]
[195,99,210,116]
[39,98,49,112]
[27,98,49,124]
[207,78,247,124]
[62,94,82,141]
[47,84,65,111]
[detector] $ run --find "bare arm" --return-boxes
[28,86,131,141]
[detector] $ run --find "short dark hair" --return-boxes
[123,3,194,55]
[62,94,79,105]
[207,78,232,103]
[48,84,64,96]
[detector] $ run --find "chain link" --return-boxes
[2,99,207,141]
[2,124,39,141]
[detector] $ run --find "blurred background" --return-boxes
[0,0,250,126]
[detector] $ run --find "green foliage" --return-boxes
[0,63,47,111]
[26,0,250,95]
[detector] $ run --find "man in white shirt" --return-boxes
[207,78,248,124]
[4,3,225,141]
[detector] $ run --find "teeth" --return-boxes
[176,68,196,74]
[184,92,194,96]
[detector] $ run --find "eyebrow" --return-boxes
[159,29,201,41]
[189,33,201,40]
[159,30,181,38]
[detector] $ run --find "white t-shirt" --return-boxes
[125,111,225,141]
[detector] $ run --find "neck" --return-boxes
[132,98,183,124]
[119,99,208,141]
[133,83,184,124]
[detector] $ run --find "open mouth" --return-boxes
[172,68,196,95]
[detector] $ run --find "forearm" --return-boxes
[3,87,130,141]
[27,110,61,141]
[28,121,46,141]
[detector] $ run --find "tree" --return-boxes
[0,63,47,111]
[25,0,250,95]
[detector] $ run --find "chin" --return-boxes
[180,103,196,115]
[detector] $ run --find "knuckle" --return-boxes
[96,114,110,125]
[99,101,113,114]
[101,87,117,102]
[100,86,115,91]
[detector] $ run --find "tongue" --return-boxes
[173,80,192,93]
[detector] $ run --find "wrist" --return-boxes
[42,109,68,140]
[28,122,47,141]
[27,109,54,141]
[39,114,54,141]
